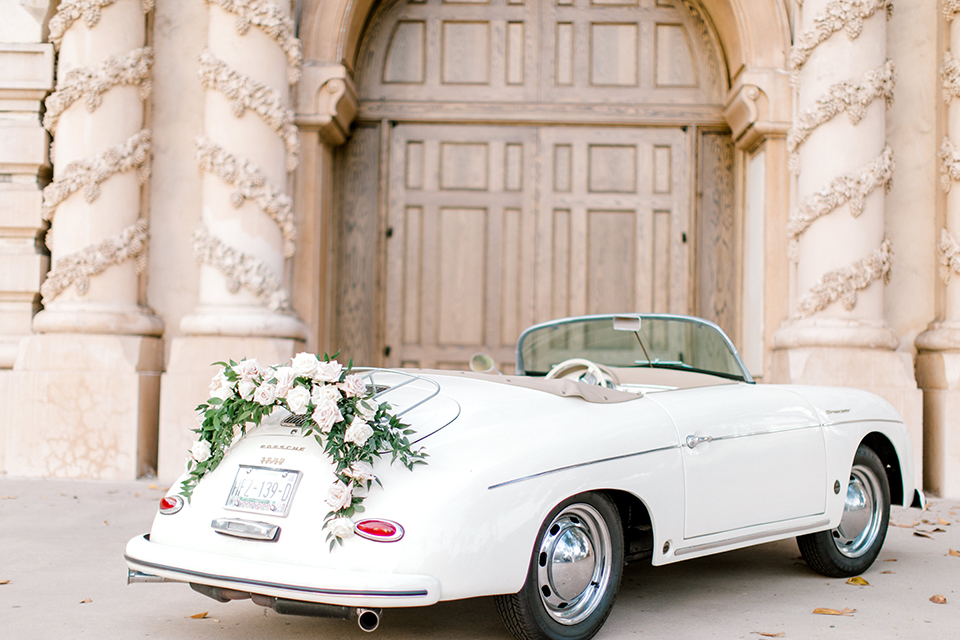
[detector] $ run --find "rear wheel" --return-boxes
[495,493,624,640]
[797,445,890,577]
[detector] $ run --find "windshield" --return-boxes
[516,315,752,382]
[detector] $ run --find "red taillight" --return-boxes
[158,495,184,515]
[355,519,404,542]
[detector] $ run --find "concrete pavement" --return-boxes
[1,476,957,639]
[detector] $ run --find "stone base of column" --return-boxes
[180,306,308,341]
[157,335,304,482]
[0,333,162,479]
[33,303,164,336]
[916,350,960,499]
[770,346,923,490]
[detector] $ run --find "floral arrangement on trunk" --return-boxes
[181,352,427,548]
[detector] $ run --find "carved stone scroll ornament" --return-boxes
[191,226,291,312]
[938,228,960,284]
[787,145,894,244]
[40,218,149,303]
[939,137,960,193]
[41,129,152,223]
[794,238,893,318]
[197,50,299,171]
[202,0,302,83]
[942,51,960,105]
[946,0,960,20]
[195,137,297,257]
[48,0,156,48]
[43,47,154,133]
[789,0,893,81]
[787,60,895,173]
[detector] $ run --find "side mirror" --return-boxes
[469,353,500,374]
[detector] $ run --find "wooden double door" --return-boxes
[380,123,691,371]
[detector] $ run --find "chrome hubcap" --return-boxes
[833,465,883,558]
[536,504,611,625]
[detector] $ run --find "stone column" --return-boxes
[915,1,960,497]
[158,0,308,480]
[1,0,164,479]
[0,2,56,473]
[771,0,922,484]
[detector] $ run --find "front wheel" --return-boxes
[797,445,890,577]
[495,492,624,640]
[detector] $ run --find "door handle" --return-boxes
[686,435,713,448]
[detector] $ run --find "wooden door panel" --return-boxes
[536,127,690,324]
[386,124,537,370]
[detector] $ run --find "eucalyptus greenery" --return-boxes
[181,353,427,547]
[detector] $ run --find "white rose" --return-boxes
[190,439,212,463]
[311,383,342,404]
[273,367,297,397]
[235,358,261,381]
[291,352,319,378]
[339,373,367,398]
[345,460,375,483]
[357,400,379,422]
[344,416,374,447]
[315,360,344,383]
[254,382,278,406]
[327,516,355,540]
[312,399,343,433]
[209,370,234,401]
[238,378,257,400]
[326,480,353,511]
[286,386,311,415]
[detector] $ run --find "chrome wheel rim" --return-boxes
[833,464,884,558]
[536,504,612,625]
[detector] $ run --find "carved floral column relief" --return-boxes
[780,0,896,336]
[937,3,960,292]
[34,0,162,335]
[181,0,306,338]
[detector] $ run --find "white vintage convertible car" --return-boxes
[125,314,922,640]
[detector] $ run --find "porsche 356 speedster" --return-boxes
[125,313,922,640]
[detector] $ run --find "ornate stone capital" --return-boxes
[723,79,790,150]
[295,63,358,146]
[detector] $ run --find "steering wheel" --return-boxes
[544,358,620,388]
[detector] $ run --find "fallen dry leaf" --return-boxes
[948,549,960,557]
[895,522,919,528]
[930,595,947,605]
[846,576,870,586]
[0,579,9,585]
[880,571,895,574]
[883,558,897,562]
[813,607,856,616]
[148,484,159,490]
[932,528,947,533]
[0,496,16,500]
[189,612,209,619]
[914,531,933,539]
[938,517,951,526]
[79,598,92,604]
[752,633,785,638]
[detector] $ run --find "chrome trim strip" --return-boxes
[488,445,679,490]
[825,418,905,427]
[124,549,430,599]
[674,518,831,557]
[211,517,281,541]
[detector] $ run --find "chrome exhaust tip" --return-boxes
[357,608,381,632]
[127,569,174,584]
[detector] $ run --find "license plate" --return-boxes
[225,465,302,517]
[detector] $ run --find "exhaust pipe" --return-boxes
[127,569,175,584]
[357,608,381,632]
